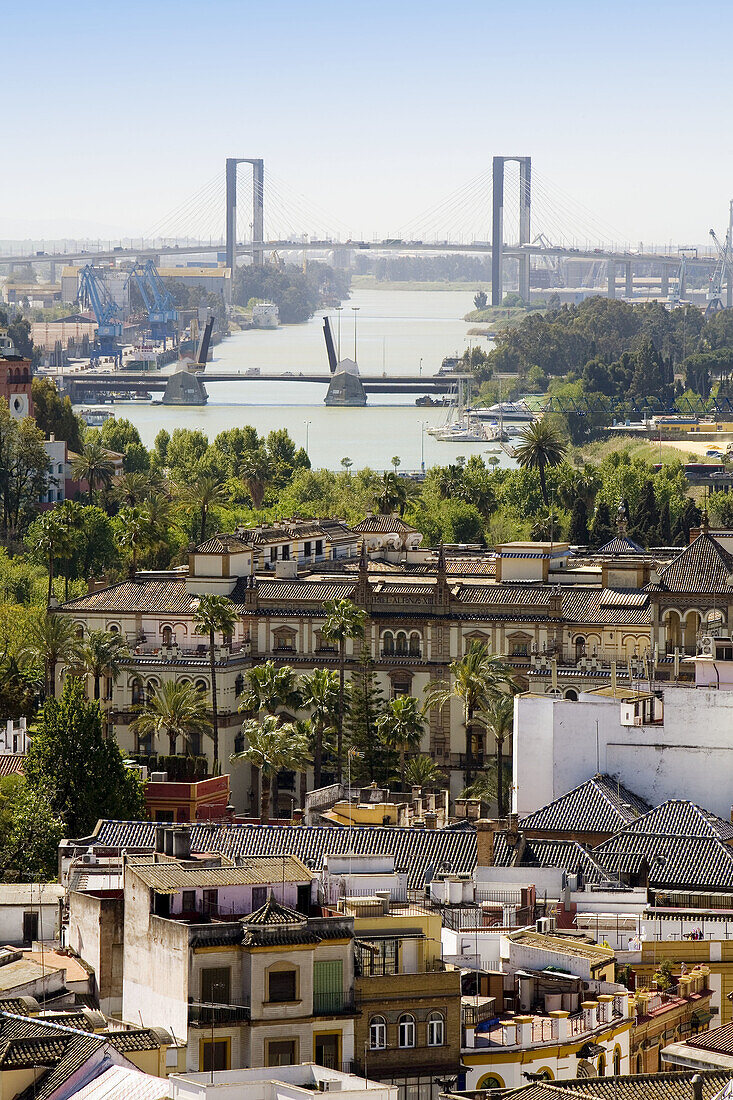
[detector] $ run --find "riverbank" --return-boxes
[573,435,710,466]
[350,275,484,292]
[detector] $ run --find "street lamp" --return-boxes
[304,420,311,458]
[420,420,426,474]
[351,306,360,363]
[419,357,423,377]
[335,306,343,362]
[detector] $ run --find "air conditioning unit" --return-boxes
[699,635,715,656]
[81,853,97,865]
[150,771,168,783]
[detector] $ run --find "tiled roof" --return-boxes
[591,800,733,890]
[0,1036,67,1066]
[245,897,304,925]
[352,515,418,534]
[596,534,646,555]
[61,579,193,615]
[130,855,311,892]
[194,534,250,554]
[498,1070,733,1100]
[687,1021,733,1054]
[236,520,355,545]
[520,775,651,835]
[646,532,733,593]
[491,835,608,883]
[244,579,357,603]
[90,821,477,889]
[560,587,650,626]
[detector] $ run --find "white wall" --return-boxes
[513,687,733,818]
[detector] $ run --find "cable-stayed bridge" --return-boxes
[2,156,725,303]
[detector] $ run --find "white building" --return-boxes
[168,1064,396,1100]
[512,683,733,819]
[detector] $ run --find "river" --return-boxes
[110,287,509,471]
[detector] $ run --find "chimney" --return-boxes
[476,819,502,867]
[424,811,437,831]
[692,1077,703,1100]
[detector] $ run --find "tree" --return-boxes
[193,594,238,767]
[179,474,228,542]
[569,497,589,545]
[25,677,146,836]
[131,680,212,756]
[473,290,487,310]
[71,442,115,505]
[374,471,408,516]
[404,755,445,789]
[26,511,69,605]
[513,420,567,506]
[20,610,78,698]
[483,693,515,818]
[589,500,614,548]
[115,505,151,575]
[31,378,83,451]
[530,510,561,541]
[341,458,353,473]
[301,668,341,790]
[240,446,271,508]
[76,628,129,703]
[239,660,302,718]
[322,599,366,782]
[391,456,401,472]
[347,644,386,783]
[376,695,425,790]
[0,776,65,882]
[232,715,310,823]
[425,643,513,783]
[0,406,49,539]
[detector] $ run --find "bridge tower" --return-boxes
[491,156,531,306]
[225,158,265,276]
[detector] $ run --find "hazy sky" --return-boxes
[4,0,732,247]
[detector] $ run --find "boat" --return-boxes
[79,407,116,428]
[434,413,489,443]
[472,400,536,423]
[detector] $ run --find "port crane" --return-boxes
[76,265,123,364]
[126,260,179,347]
[706,204,733,315]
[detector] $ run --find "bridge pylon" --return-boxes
[492,156,531,306]
[225,157,265,279]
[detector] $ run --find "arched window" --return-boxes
[107,623,120,634]
[575,636,586,660]
[409,631,421,657]
[195,678,208,695]
[131,678,144,706]
[382,631,395,656]
[636,1053,643,1074]
[75,623,84,640]
[398,1014,415,1048]
[188,730,202,756]
[395,632,408,656]
[613,1047,621,1076]
[369,1016,386,1050]
[477,1077,505,1091]
[597,1053,606,1077]
[235,674,244,696]
[145,678,159,705]
[427,1011,444,1047]
[162,626,173,646]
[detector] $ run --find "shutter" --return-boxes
[313,960,343,1013]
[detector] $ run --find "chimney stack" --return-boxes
[476,819,502,867]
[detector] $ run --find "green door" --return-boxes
[313,959,343,1014]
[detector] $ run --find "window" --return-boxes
[382,631,395,656]
[268,968,297,1003]
[304,542,312,558]
[613,1048,621,1076]
[235,674,244,696]
[597,1054,606,1077]
[409,632,421,656]
[315,540,323,557]
[202,889,218,917]
[313,959,344,1014]
[395,632,408,655]
[182,890,196,913]
[267,1039,296,1067]
[398,1014,415,1048]
[391,678,411,698]
[575,636,587,660]
[201,1038,229,1072]
[131,679,144,706]
[370,1015,387,1049]
[270,547,277,562]
[251,886,267,911]
[281,544,290,560]
[162,626,173,646]
[201,967,231,1005]
[357,939,398,977]
[427,1012,444,1046]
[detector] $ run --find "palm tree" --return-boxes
[71,442,115,505]
[530,510,561,541]
[374,472,407,516]
[232,715,311,824]
[76,628,129,702]
[376,695,425,790]
[193,594,238,768]
[301,668,340,789]
[57,500,86,600]
[404,754,446,789]
[179,474,228,543]
[20,611,79,698]
[514,420,567,506]
[131,680,212,756]
[239,661,302,718]
[114,471,153,507]
[483,692,515,818]
[425,642,513,783]
[322,599,365,782]
[240,447,271,509]
[116,505,150,575]
[29,512,70,605]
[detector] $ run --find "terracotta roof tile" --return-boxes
[646,532,733,593]
[520,775,651,835]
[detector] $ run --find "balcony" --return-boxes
[458,754,485,770]
[313,992,357,1016]
[188,1000,251,1027]
[126,642,251,663]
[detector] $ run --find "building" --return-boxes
[167,1063,397,1100]
[119,850,356,1073]
[629,966,714,1074]
[0,332,33,420]
[0,884,64,946]
[138,767,231,824]
[663,1020,733,1073]
[480,1068,733,1100]
[460,928,632,1089]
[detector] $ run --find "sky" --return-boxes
[3,0,732,248]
